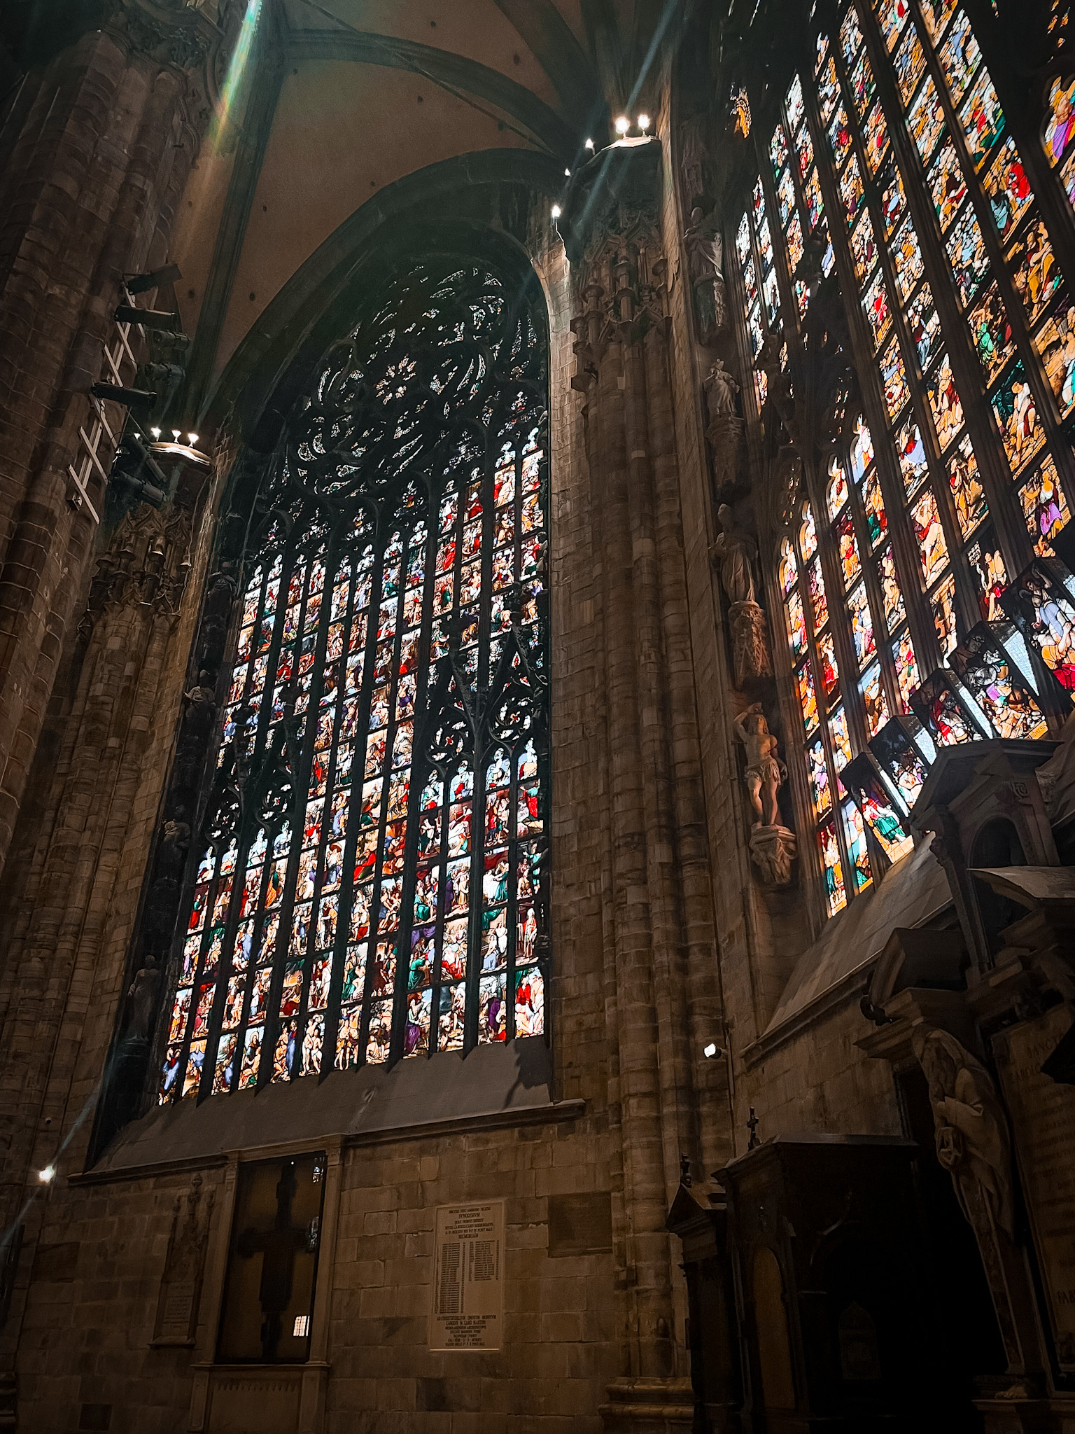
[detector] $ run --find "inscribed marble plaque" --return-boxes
[994,1002,1075,1370]
[430,1200,504,1351]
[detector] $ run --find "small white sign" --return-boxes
[430,1201,505,1351]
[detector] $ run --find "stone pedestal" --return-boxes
[748,824,796,886]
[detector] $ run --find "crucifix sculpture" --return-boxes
[237,1161,315,1360]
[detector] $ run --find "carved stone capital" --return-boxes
[107,0,216,72]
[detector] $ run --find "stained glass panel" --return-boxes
[1044,75,1075,168]
[159,262,549,1102]
[1009,219,1062,326]
[1019,457,1071,555]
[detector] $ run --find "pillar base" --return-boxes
[974,1392,1075,1433]
[599,1378,696,1432]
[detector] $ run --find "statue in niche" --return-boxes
[704,364,743,496]
[734,704,785,827]
[684,207,727,341]
[125,954,161,1042]
[734,705,795,886]
[711,507,772,686]
[914,1027,1015,1240]
[183,670,216,733]
[710,504,755,605]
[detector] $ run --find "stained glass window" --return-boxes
[159,261,549,1101]
[734,0,1075,918]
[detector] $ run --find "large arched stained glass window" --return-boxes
[733,1,1075,919]
[160,261,549,1101]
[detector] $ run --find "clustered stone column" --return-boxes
[0,1,218,883]
[570,187,732,1425]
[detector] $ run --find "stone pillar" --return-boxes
[566,143,726,1428]
[0,456,220,1381]
[0,1,220,881]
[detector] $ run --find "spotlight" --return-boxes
[703,1042,720,1059]
[637,113,651,132]
[551,205,562,218]
[39,1165,55,1183]
[172,429,181,440]
[564,168,571,176]
[188,433,199,446]
[150,427,161,439]
[584,137,594,150]
[614,115,630,135]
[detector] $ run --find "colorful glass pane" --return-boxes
[879,158,907,235]
[928,142,968,230]
[1009,219,1063,327]
[968,526,1009,620]
[840,7,864,63]
[863,270,892,350]
[893,219,925,301]
[850,51,877,119]
[1044,75,1075,167]
[807,557,829,632]
[798,662,820,734]
[969,283,1015,383]
[803,169,825,229]
[819,54,841,121]
[894,25,926,106]
[932,572,960,655]
[837,512,862,588]
[947,434,987,537]
[878,546,905,631]
[958,69,1005,170]
[877,0,910,51]
[1019,457,1071,555]
[946,204,989,308]
[736,214,751,266]
[892,631,920,710]
[911,488,950,585]
[800,501,819,561]
[881,340,910,420]
[830,107,853,168]
[848,583,876,666]
[786,590,807,659]
[830,706,853,769]
[920,0,958,44]
[843,799,872,892]
[1033,291,1075,415]
[786,74,805,131]
[908,284,943,372]
[850,417,875,482]
[818,818,847,915]
[771,124,789,177]
[788,211,806,270]
[827,459,850,520]
[896,418,929,498]
[850,211,878,281]
[808,739,832,818]
[927,354,964,450]
[863,471,888,549]
[796,124,815,179]
[990,360,1044,470]
[937,12,981,103]
[908,76,946,161]
[777,168,796,225]
[779,538,798,596]
[818,630,841,702]
[984,138,1034,240]
[863,104,890,173]
[862,663,891,735]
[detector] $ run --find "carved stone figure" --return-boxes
[913,1026,1015,1239]
[734,704,786,827]
[183,670,217,732]
[710,505,756,606]
[704,360,739,422]
[684,207,727,340]
[748,823,797,886]
[125,955,161,1042]
[729,600,773,688]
